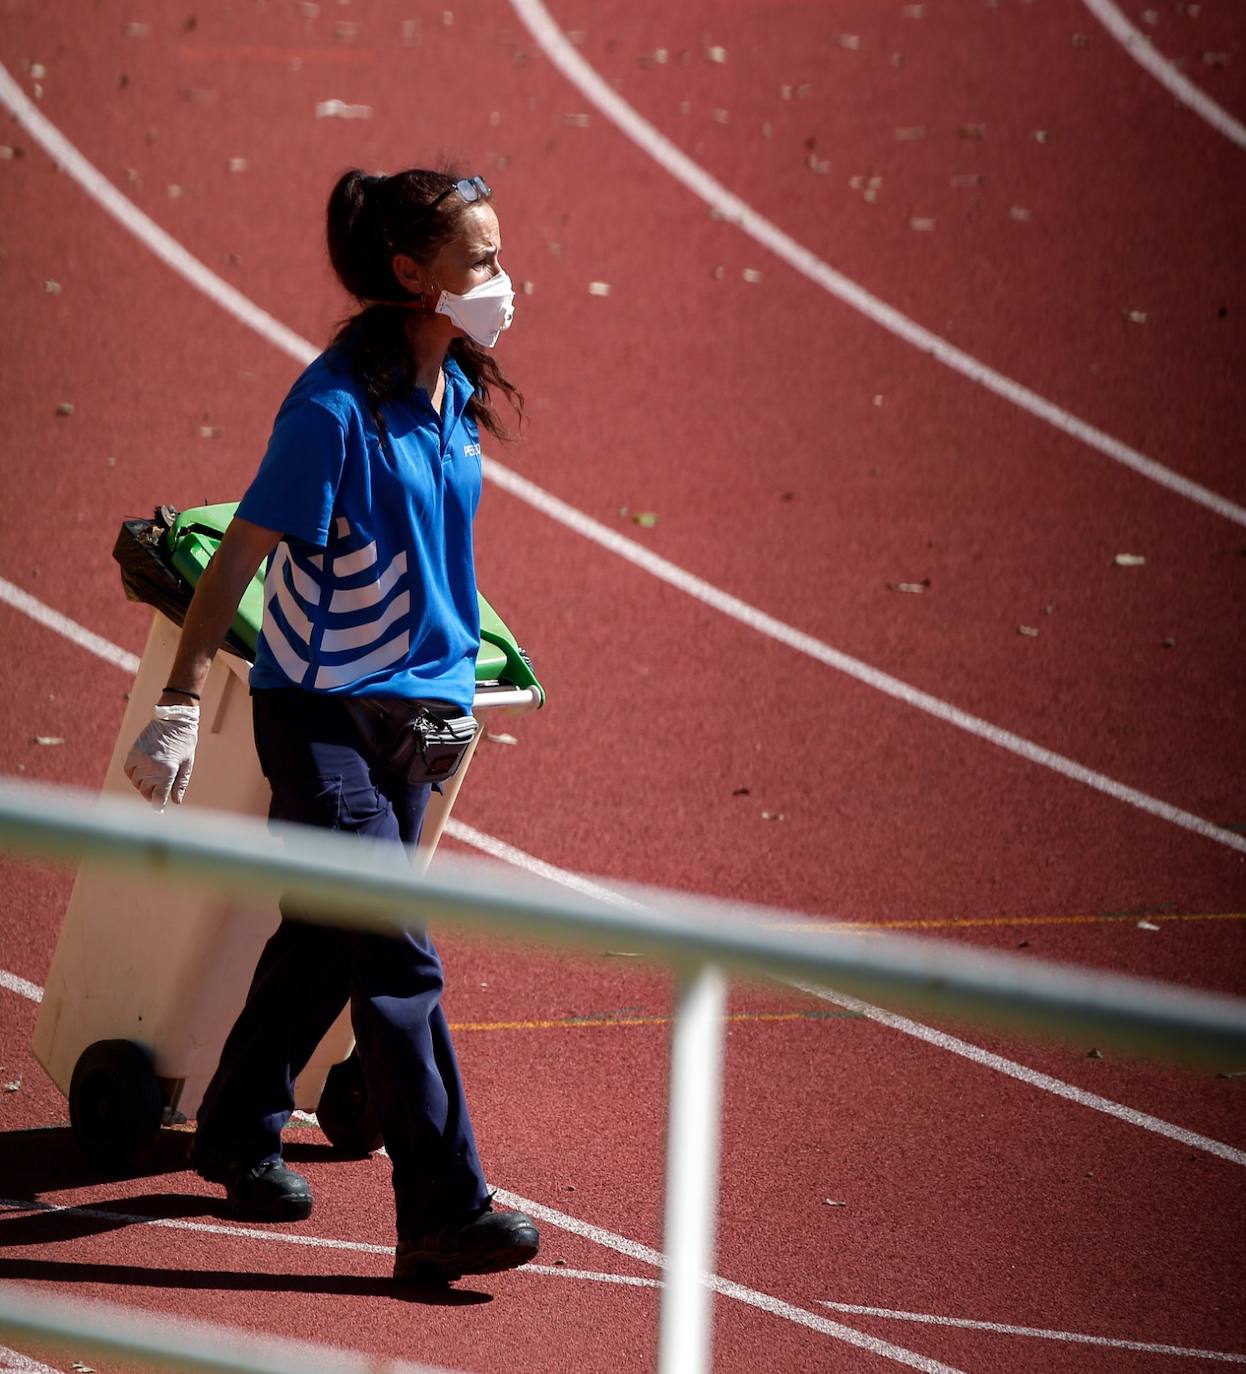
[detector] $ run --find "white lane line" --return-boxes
[7,814,1246,1173]
[0,576,139,676]
[483,459,1246,858]
[0,1347,65,1374]
[5,768,1246,1171]
[444,819,641,907]
[0,71,315,369]
[821,1300,1246,1363]
[0,1200,962,1372]
[0,63,1241,859]
[527,1264,658,1288]
[508,0,1246,529]
[492,1189,965,1373]
[0,1203,645,1289]
[1081,0,1246,151]
[796,983,1246,1166]
[0,30,1241,1183]
[438,835,1246,1170]
[0,1197,391,1255]
[0,971,42,1004]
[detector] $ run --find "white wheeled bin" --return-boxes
[31,503,544,1173]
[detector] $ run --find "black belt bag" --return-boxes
[343,697,478,786]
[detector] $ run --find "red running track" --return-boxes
[0,1,1244,1371]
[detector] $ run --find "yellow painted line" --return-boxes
[770,911,1246,934]
[448,914,1246,1034]
[449,1009,859,1034]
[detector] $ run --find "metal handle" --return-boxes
[471,683,544,713]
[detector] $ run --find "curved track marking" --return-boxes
[4,481,1246,874]
[0,1200,963,1372]
[0,69,315,368]
[1081,0,1246,150]
[507,0,1246,528]
[0,67,1243,850]
[482,462,1246,855]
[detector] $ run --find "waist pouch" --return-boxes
[343,697,478,786]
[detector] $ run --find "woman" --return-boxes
[123,167,539,1284]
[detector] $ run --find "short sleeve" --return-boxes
[237,397,347,548]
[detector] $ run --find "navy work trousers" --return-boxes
[195,688,490,1237]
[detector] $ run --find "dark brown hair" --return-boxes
[325,167,523,441]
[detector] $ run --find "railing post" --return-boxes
[657,961,727,1374]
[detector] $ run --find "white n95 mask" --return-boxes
[435,271,515,347]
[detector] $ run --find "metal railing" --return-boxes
[1,776,1244,1374]
[0,1284,468,1374]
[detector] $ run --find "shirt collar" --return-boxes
[441,355,474,426]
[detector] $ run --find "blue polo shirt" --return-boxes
[237,348,483,712]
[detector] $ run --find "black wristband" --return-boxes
[163,686,201,701]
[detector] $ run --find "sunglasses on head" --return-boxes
[426,175,492,211]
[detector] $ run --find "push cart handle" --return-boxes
[472,683,544,714]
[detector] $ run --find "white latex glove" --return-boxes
[123,704,200,809]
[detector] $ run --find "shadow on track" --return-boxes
[0,1191,215,1247]
[0,1125,194,1194]
[0,1125,381,1199]
[0,1256,491,1305]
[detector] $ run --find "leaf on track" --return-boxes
[315,99,373,119]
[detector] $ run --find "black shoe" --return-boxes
[192,1140,313,1222]
[394,1201,540,1284]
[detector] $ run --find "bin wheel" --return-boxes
[316,1051,383,1156]
[68,1039,163,1174]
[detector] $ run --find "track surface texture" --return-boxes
[1,2,1244,1372]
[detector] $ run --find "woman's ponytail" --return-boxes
[326,169,399,303]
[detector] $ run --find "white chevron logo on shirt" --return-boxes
[258,524,412,689]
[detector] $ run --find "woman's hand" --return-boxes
[124,704,200,809]
[123,514,281,808]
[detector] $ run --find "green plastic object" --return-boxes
[167,503,542,692]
